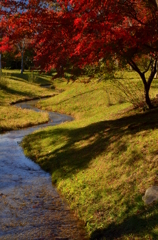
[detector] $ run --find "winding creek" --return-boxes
[0,99,88,240]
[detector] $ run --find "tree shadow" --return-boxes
[22,107,158,238]
[1,84,40,98]
[4,71,53,86]
[25,107,158,181]
[90,202,158,239]
[1,74,55,99]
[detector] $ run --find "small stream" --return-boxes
[0,99,87,240]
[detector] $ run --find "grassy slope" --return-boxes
[0,70,56,132]
[22,71,158,239]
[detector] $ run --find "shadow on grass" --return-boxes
[7,72,53,86]
[24,107,158,179]
[90,202,158,239]
[1,75,54,99]
[1,84,41,98]
[22,107,158,239]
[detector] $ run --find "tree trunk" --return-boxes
[154,61,158,78]
[144,84,153,109]
[21,50,24,74]
[129,58,157,109]
[140,73,154,109]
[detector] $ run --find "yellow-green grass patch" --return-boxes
[0,70,56,132]
[22,71,158,239]
[0,105,49,132]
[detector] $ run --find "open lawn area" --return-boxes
[0,70,56,132]
[21,70,158,239]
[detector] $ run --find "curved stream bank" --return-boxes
[0,100,88,240]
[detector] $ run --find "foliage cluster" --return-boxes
[1,0,158,108]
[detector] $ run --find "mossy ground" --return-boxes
[21,70,158,239]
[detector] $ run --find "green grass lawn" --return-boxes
[0,69,56,132]
[21,71,158,239]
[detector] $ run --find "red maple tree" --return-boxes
[65,0,158,108]
[2,0,158,108]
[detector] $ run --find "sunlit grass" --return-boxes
[22,70,158,239]
[0,105,49,132]
[0,69,55,132]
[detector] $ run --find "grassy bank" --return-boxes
[22,71,158,239]
[0,70,55,132]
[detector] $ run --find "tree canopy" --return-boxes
[1,0,158,108]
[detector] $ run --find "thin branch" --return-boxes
[128,59,147,86]
[128,59,141,75]
[148,57,158,87]
[142,57,153,74]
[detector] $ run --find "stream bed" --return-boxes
[0,100,88,240]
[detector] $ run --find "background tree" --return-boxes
[0,0,28,71]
